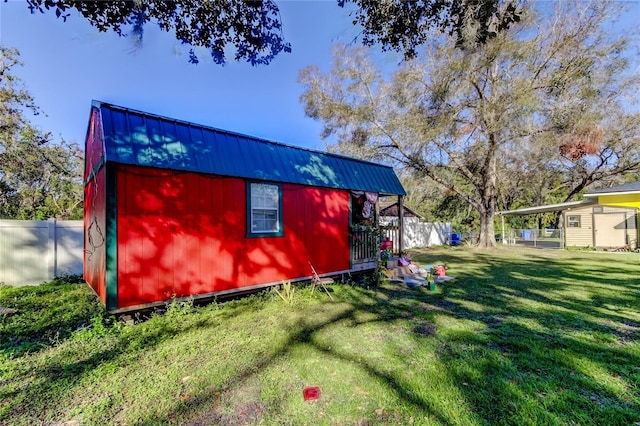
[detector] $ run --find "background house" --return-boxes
[584,181,640,249]
[84,101,405,312]
[563,204,637,249]
[498,187,639,250]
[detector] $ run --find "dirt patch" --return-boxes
[186,401,264,426]
[414,323,437,337]
[614,319,639,345]
[185,385,265,426]
[400,310,414,319]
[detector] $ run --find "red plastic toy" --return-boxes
[303,386,321,401]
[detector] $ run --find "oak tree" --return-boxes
[298,1,639,247]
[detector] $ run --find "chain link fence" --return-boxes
[502,228,564,249]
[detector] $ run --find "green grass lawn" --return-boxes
[1,247,639,425]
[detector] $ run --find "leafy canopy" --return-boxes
[24,0,292,65]
[0,47,83,220]
[341,0,522,56]
[23,0,522,65]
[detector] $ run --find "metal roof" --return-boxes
[497,199,596,216]
[584,181,640,197]
[95,101,405,195]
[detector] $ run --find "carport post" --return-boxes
[561,212,566,249]
[501,214,506,245]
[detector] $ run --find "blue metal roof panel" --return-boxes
[96,101,405,195]
[201,129,221,176]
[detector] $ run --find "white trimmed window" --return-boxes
[249,182,282,235]
[567,215,581,228]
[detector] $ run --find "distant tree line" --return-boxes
[0,47,83,220]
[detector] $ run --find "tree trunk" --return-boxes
[478,206,497,248]
[478,148,498,248]
[537,213,543,231]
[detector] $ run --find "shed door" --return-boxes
[594,213,627,248]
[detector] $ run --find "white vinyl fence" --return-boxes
[0,219,83,286]
[382,222,452,250]
[405,222,452,248]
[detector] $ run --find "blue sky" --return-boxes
[0,1,638,151]
[0,1,370,150]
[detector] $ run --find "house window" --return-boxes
[247,182,283,237]
[567,215,581,228]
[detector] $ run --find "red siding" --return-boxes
[115,165,350,308]
[84,166,107,303]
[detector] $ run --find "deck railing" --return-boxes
[351,226,378,262]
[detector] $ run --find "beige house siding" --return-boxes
[564,205,638,248]
[564,206,594,247]
[595,206,638,248]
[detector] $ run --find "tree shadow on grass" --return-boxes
[0,279,101,358]
[424,251,640,424]
[4,248,640,425]
[436,319,639,424]
[157,288,461,426]
[151,253,640,425]
[0,297,259,423]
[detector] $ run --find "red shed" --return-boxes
[84,101,406,312]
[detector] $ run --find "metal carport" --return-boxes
[496,199,597,247]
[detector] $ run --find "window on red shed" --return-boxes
[247,182,283,237]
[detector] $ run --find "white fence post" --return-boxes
[48,218,56,279]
